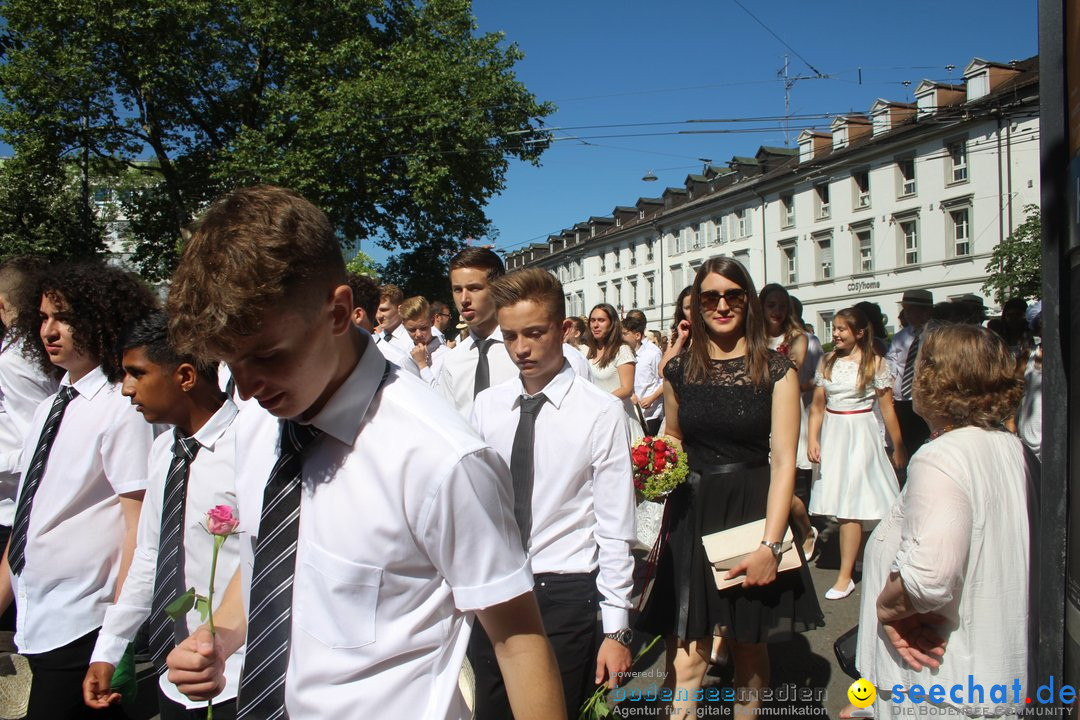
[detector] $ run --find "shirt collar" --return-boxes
[191,397,238,451]
[302,334,387,446]
[66,365,109,400]
[515,360,574,410]
[469,326,504,348]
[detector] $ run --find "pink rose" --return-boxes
[206,505,239,536]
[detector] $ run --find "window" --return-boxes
[599,254,606,273]
[645,274,655,306]
[820,312,835,341]
[669,267,683,297]
[853,170,870,209]
[598,282,607,304]
[613,248,621,270]
[692,224,702,249]
[736,208,753,238]
[898,157,916,197]
[855,228,873,273]
[575,291,584,316]
[900,219,919,265]
[647,240,655,262]
[630,280,638,308]
[613,282,622,308]
[950,208,971,257]
[714,217,727,244]
[629,244,636,266]
[815,236,833,280]
[947,140,968,183]
[780,243,797,284]
[780,194,795,227]
[815,184,830,220]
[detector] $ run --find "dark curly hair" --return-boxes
[17,262,159,383]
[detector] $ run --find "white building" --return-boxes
[506,56,1040,339]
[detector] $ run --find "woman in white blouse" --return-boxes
[856,323,1029,719]
[585,303,640,437]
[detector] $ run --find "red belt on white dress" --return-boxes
[826,407,873,415]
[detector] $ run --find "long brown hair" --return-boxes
[684,256,771,387]
[823,307,877,393]
[586,303,624,368]
[759,283,804,349]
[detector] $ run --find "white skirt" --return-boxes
[808,409,899,520]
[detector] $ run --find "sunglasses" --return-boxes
[699,289,748,312]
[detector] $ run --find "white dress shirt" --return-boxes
[232,336,532,719]
[632,341,664,422]
[0,339,59,524]
[857,428,1030,716]
[470,363,636,632]
[11,367,155,654]
[885,326,917,399]
[374,322,414,356]
[407,337,450,387]
[92,400,244,708]
[438,327,518,417]
[562,343,592,381]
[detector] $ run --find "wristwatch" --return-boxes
[761,540,784,561]
[605,628,633,647]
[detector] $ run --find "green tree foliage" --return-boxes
[0,145,108,261]
[984,204,1042,304]
[345,249,379,278]
[0,0,552,282]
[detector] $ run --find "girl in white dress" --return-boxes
[585,303,641,438]
[808,307,906,600]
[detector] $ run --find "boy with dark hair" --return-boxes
[375,283,412,352]
[164,185,564,720]
[346,273,381,330]
[439,248,518,417]
[621,314,664,436]
[469,268,635,719]
[430,300,453,345]
[0,262,157,719]
[83,312,244,720]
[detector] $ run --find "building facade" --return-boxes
[506,56,1040,339]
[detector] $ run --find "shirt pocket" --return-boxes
[294,541,382,649]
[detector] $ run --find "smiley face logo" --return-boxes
[848,678,877,708]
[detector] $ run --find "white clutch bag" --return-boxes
[701,519,803,591]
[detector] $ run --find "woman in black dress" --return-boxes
[640,257,822,717]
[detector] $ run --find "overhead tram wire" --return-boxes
[730,0,827,79]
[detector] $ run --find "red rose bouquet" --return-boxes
[630,435,689,501]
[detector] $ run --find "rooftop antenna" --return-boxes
[778,55,828,146]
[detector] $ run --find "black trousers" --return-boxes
[644,417,663,437]
[893,400,931,481]
[468,572,598,720]
[157,690,237,720]
[23,628,129,720]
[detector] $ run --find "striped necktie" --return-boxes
[900,329,922,400]
[236,420,323,720]
[148,433,201,672]
[8,385,77,575]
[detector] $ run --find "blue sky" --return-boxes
[439,0,1038,264]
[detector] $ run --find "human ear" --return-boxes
[175,363,198,392]
[329,284,354,335]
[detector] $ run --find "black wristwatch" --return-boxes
[605,628,633,647]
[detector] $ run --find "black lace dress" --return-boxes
[639,351,823,643]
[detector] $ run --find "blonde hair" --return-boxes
[399,296,430,322]
[913,324,1023,429]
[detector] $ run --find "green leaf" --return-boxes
[195,595,210,623]
[595,701,611,717]
[164,588,196,620]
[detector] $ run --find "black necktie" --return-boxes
[148,433,201,672]
[236,420,323,720]
[383,330,393,343]
[473,338,496,398]
[901,329,922,400]
[8,385,77,575]
[510,394,546,551]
